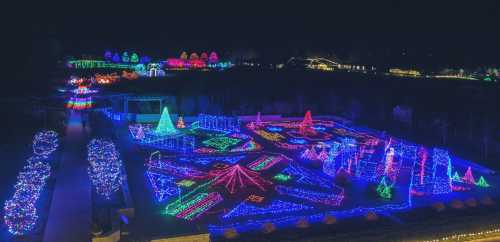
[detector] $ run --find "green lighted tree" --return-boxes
[122,52,130,62]
[476,176,490,188]
[130,53,139,63]
[452,171,461,182]
[155,107,178,135]
[376,176,392,199]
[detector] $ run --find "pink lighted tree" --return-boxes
[208,51,219,63]
[462,166,476,184]
[299,110,316,135]
[207,164,272,194]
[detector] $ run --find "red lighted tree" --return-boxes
[299,110,316,135]
[207,164,272,194]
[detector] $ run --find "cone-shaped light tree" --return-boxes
[155,107,178,135]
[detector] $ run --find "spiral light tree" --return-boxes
[4,130,58,235]
[87,139,123,199]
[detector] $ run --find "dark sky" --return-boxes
[2,1,499,84]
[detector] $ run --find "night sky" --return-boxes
[1,1,499,89]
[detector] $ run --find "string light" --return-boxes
[207,164,272,194]
[222,200,314,220]
[147,153,206,179]
[452,171,462,182]
[247,155,285,171]
[282,163,332,189]
[431,148,452,194]
[178,155,245,165]
[202,137,241,151]
[463,166,476,184]
[323,141,340,177]
[476,176,490,187]
[155,107,178,135]
[66,96,93,110]
[68,59,135,69]
[376,176,393,199]
[275,185,344,206]
[230,140,262,152]
[129,123,195,152]
[147,171,180,202]
[197,114,241,132]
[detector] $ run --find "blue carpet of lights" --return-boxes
[123,111,500,238]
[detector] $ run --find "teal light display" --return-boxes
[155,107,178,135]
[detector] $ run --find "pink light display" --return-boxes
[418,147,428,185]
[463,166,476,184]
[207,164,272,194]
[299,110,316,136]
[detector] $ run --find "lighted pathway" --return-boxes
[43,111,91,242]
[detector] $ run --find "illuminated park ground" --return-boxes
[112,107,500,240]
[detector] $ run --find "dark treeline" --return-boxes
[109,70,500,168]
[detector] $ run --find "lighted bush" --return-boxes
[262,223,276,234]
[296,217,310,228]
[223,228,238,239]
[432,202,446,212]
[450,199,465,209]
[465,197,477,207]
[365,211,378,221]
[480,195,495,206]
[323,214,337,224]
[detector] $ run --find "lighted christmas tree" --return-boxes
[208,51,219,63]
[301,147,318,160]
[180,51,188,60]
[136,125,145,139]
[104,50,113,60]
[112,53,120,63]
[130,53,139,63]
[190,52,199,60]
[317,148,329,161]
[121,52,130,62]
[200,52,208,61]
[476,176,490,187]
[155,107,178,135]
[462,166,476,184]
[299,110,316,135]
[376,176,392,199]
[176,116,186,129]
[451,171,461,182]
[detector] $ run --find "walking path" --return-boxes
[43,111,91,242]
